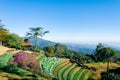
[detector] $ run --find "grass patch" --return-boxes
[62,64,76,80]
[69,67,81,80]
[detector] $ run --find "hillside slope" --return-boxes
[37,54,101,80]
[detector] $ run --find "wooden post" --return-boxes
[0,41,2,46]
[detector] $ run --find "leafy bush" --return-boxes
[30,46,43,52]
[101,72,120,80]
[55,53,65,58]
[0,52,13,68]
[1,64,47,80]
[43,46,54,57]
[101,68,120,80]
[69,53,94,68]
[5,64,25,76]
[10,51,44,76]
[4,33,24,49]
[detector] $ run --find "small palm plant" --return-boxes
[26,27,49,49]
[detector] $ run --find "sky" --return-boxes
[0,0,120,43]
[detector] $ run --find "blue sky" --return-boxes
[0,0,120,43]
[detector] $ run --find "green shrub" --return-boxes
[6,64,24,76]
[43,46,54,57]
[0,52,13,68]
[30,46,43,52]
[4,33,24,49]
[101,72,120,80]
[4,64,43,78]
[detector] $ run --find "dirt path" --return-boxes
[0,46,11,55]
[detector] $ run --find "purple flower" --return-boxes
[9,51,43,75]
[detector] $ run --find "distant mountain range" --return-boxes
[23,37,120,55]
[66,43,120,55]
[23,37,56,48]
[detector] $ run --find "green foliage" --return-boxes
[54,43,94,64]
[54,43,94,66]
[116,58,120,62]
[70,53,94,67]
[3,64,45,79]
[95,43,118,62]
[0,52,13,68]
[55,43,68,54]
[4,33,24,49]
[95,43,118,72]
[0,20,9,46]
[55,53,65,58]
[54,43,74,59]
[44,46,54,57]
[0,30,9,41]
[6,64,25,76]
[101,72,120,80]
[23,46,45,53]
[31,46,43,52]
[96,43,104,52]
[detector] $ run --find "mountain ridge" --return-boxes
[23,37,120,55]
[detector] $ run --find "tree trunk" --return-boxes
[0,41,2,46]
[107,61,109,72]
[35,37,38,49]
